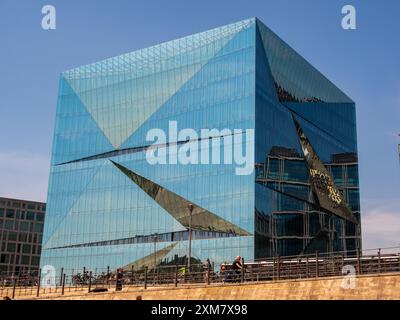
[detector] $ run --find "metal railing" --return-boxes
[1,246,400,299]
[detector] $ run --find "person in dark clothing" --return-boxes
[116,268,124,291]
[231,256,243,282]
[204,258,211,283]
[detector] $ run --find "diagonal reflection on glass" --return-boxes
[292,116,358,224]
[110,160,251,236]
[121,243,178,271]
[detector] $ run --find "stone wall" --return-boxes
[10,273,400,300]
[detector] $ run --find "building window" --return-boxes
[12,202,21,208]
[4,220,14,230]
[7,243,16,253]
[8,232,17,241]
[34,224,44,233]
[6,209,15,219]
[19,222,30,231]
[26,211,35,221]
[22,244,31,254]
[31,256,40,266]
[18,233,28,242]
[36,212,45,222]
[21,256,30,265]
[0,254,9,264]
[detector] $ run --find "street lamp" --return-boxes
[187,203,194,272]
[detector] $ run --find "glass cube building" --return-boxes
[41,18,361,273]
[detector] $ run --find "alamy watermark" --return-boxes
[145,121,254,176]
[41,265,56,288]
[41,5,56,30]
[342,5,357,30]
[341,265,356,289]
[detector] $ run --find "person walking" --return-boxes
[204,258,211,283]
[231,256,243,282]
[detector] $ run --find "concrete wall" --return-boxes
[12,273,400,300]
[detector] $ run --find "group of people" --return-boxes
[102,255,245,290]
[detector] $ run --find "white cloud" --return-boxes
[0,151,50,203]
[361,201,400,250]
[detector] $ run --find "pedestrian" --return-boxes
[204,258,211,283]
[231,256,243,282]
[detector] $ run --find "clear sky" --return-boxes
[0,0,399,249]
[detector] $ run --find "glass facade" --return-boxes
[41,18,361,274]
[254,19,361,258]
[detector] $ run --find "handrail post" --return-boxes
[61,274,66,295]
[106,266,110,286]
[277,256,280,280]
[12,275,16,300]
[306,256,309,278]
[59,267,64,286]
[131,265,134,286]
[272,257,276,281]
[36,269,41,298]
[175,264,178,287]
[398,252,400,272]
[315,252,319,278]
[144,266,148,289]
[88,271,92,293]
[241,258,245,283]
[341,253,344,273]
[356,248,361,275]
[378,248,381,273]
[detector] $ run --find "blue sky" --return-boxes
[0,0,399,249]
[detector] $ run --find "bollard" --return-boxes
[36,269,41,298]
[144,267,148,289]
[175,265,178,287]
[207,264,211,285]
[88,271,92,293]
[61,274,66,295]
[131,265,134,285]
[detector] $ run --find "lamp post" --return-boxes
[187,203,194,272]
